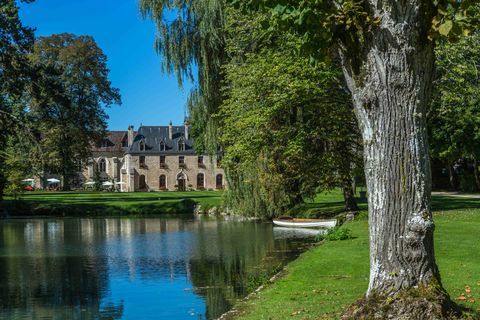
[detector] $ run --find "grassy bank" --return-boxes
[232,195,480,319]
[1,191,223,216]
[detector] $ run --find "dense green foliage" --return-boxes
[0,0,35,201]
[232,195,480,319]
[28,33,121,190]
[219,9,360,218]
[1,3,120,200]
[429,31,480,191]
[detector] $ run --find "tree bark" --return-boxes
[337,0,456,317]
[473,157,480,192]
[448,163,456,191]
[342,178,358,212]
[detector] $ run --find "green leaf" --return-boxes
[439,20,453,36]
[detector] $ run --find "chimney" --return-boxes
[168,121,173,140]
[128,125,134,147]
[184,120,189,140]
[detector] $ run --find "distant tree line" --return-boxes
[0,0,120,201]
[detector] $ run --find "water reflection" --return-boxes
[0,217,313,320]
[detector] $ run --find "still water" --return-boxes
[0,217,315,320]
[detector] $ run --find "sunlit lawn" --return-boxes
[2,191,223,215]
[233,193,480,319]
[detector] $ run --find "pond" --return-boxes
[0,217,316,320]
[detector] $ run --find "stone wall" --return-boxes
[126,154,225,191]
[83,152,125,184]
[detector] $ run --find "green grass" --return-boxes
[232,194,480,319]
[2,191,223,216]
[287,189,368,218]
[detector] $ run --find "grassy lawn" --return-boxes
[288,190,368,218]
[2,191,223,216]
[232,194,480,319]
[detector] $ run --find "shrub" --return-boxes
[316,226,352,242]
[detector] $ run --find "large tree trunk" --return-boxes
[338,1,457,318]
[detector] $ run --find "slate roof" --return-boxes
[92,131,128,152]
[128,126,195,154]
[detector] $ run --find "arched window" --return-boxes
[98,159,106,173]
[216,174,223,189]
[197,173,205,189]
[140,139,146,151]
[177,172,187,191]
[139,175,146,190]
[178,138,185,151]
[159,174,167,189]
[160,141,166,151]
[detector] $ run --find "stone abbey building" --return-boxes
[85,123,225,192]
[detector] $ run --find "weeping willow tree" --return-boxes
[141,1,361,217]
[219,9,361,218]
[140,0,226,154]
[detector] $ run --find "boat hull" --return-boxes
[272,219,337,228]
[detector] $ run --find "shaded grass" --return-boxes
[287,189,367,218]
[288,190,480,219]
[1,191,223,216]
[233,195,480,319]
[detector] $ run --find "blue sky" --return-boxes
[19,0,194,131]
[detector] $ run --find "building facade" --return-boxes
[85,123,225,192]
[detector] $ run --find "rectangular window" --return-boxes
[216,155,223,167]
[139,156,146,168]
[198,156,204,165]
[179,156,186,168]
[160,155,166,168]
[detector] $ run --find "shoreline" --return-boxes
[222,206,480,319]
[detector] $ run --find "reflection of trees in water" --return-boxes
[0,219,124,319]
[0,217,310,320]
[188,220,307,319]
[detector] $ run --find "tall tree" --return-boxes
[219,7,361,218]
[29,33,121,190]
[0,0,35,201]
[140,0,226,154]
[248,0,478,317]
[141,1,362,215]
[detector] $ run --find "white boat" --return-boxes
[272,218,337,228]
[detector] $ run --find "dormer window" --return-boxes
[160,141,166,151]
[101,140,108,148]
[178,138,185,152]
[140,139,146,151]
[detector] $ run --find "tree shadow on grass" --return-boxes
[288,195,480,218]
[431,196,480,212]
